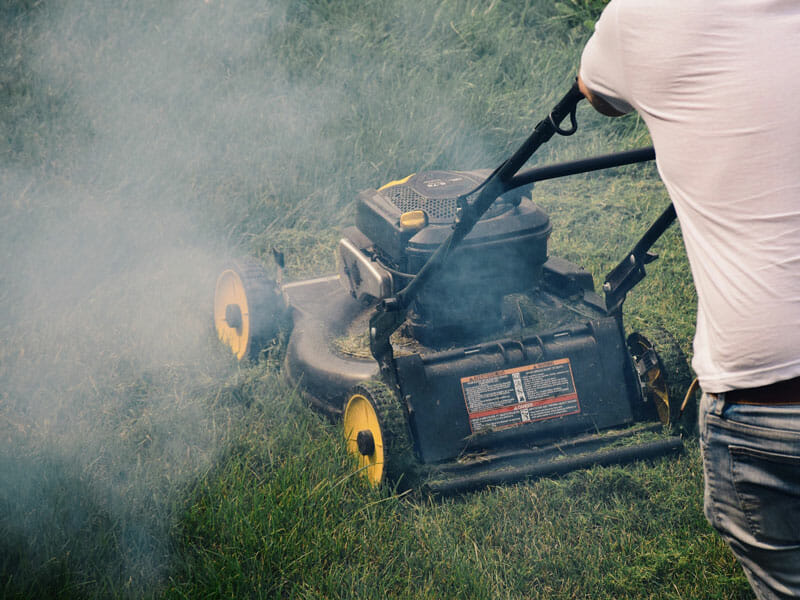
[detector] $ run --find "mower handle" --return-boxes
[509,146,655,189]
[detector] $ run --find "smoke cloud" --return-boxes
[0,0,583,593]
[0,0,320,591]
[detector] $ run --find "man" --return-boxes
[578,1,800,598]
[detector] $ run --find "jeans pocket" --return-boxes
[730,445,800,545]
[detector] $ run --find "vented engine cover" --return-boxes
[380,170,487,224]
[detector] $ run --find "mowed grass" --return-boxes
[161,376,747,600]
[1,0,752,598]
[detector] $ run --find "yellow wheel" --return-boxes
[628,328,693,429]
[343,381,415,487]
[214,260,282,360]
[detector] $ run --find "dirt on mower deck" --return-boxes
[332,288,599,359]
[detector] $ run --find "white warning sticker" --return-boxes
[460,358,580,433]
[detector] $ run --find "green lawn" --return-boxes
[0,0,752,597]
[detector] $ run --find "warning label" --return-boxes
[461,358,580,433]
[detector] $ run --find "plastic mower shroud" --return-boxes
[213,82,695,494]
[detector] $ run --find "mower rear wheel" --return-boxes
[214,260,282,360]
[343,381,415,487]
[628,328,694,430]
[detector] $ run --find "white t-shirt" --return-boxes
[580,0,800,392]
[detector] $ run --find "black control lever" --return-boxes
[603,203,677,316]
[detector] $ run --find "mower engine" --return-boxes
[339,170,549,345]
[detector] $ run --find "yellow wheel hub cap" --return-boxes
[648,367,670,425]
[214,269,251,360]
[343,393,385,485]
[629,334,671,425]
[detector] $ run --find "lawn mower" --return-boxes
[213,82,695,494]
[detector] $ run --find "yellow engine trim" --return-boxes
[377,173,414,191]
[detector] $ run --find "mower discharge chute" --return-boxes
[213,83,695,494]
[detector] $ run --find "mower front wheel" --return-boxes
[343,381,416,487]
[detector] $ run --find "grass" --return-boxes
[162,386,748,599]
[0,0,752,598]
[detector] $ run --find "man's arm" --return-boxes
[577,74,626,117]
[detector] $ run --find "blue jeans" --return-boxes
[700,392,800,599]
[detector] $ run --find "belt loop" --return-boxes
[707,392,727,417]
